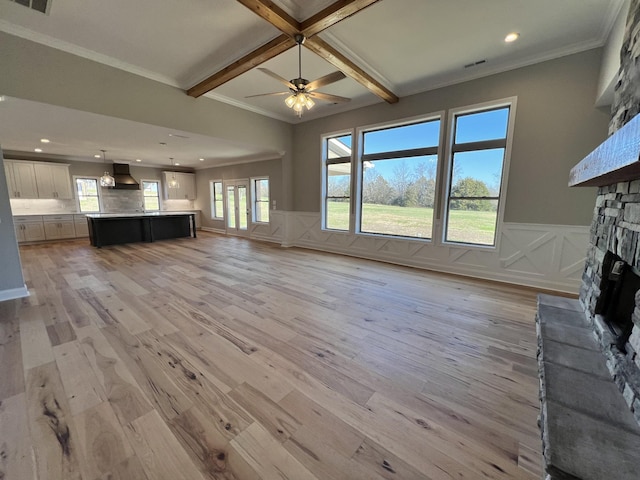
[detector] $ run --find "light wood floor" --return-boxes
[0,233,544,480]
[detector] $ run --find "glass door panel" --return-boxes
[238,186,247,230]
[226,186,236,229]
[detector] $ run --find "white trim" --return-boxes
[209,179,224,220]
[442,97,518,250]
[72,175,103,213]
[250,176,270,225]
[0,284,29,302]
[201,226,226,234]
[282,211,588,294]
[140,179,162,212]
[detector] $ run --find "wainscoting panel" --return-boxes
[279,212,589,294]
[204,211,588,293]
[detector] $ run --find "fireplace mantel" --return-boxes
[570,114,640,187]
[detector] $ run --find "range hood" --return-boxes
[112,163,139,190]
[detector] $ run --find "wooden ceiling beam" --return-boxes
[300,0,381,37]
[186,0,399,102]
[234,0,300,36]
[187,34,296,98]
[304,36,398,104]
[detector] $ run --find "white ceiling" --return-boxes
[0,0,625,167]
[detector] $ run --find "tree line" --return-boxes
[328,160,497,211]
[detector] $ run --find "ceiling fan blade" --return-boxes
[257,68,296,90]
[306,71,346,92]
[308,91,351,103]
[245,92,290,98]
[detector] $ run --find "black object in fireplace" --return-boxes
[595,252,640,351]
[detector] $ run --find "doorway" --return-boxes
[225,180,250,236]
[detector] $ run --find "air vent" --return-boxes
[9,0,49,14]
[464,59,487,69]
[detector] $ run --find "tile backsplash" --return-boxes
[10,189,195,215]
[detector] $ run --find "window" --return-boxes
[322,133,352,230]
[210,180,223,219]
[75,177,101,213]
[252,178,269,223]
[359,117,440,239]
[444,103,514,246]
[142,180,160,211]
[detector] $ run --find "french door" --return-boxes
[225,180,250,237]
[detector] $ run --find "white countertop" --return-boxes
[85,211,197,218]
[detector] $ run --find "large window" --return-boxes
[75,177,101,213]
[252,178,269,223]
[323,133,352,230]
[210,180,223,219]
[444,104,513,246]
[359,118,440,239]
[142,180,160,211]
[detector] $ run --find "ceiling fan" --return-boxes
[246,34,350,117]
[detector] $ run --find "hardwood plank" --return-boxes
[0,393,36,480]
[53,340,106,415]
[0,336,25,400]
[12,236,542,479]
[77,325,153,424]
[25,362,83,480]
[73,401,135,479]
[20,306,55,371]
[125,410,207,480]
[231,423,319,480]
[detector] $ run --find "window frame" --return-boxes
[442,97,517,249]
[321,129,354,232]
[209,180,224,220]
[251,177,270,224]
[355,113,443,241]
[141,179,161,212]
[73,176,103,213]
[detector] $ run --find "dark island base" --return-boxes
[87,213,196,247]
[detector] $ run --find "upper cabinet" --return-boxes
[5,161,38,198]
[34,163,73,199]
[163,172,196,200]
[4,160,71,199]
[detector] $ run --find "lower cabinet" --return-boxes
[43,215,76,240]
[74,215,89,237]
[14,220,46,242]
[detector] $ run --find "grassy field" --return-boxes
[326,202,497,245]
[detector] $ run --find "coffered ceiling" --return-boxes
[0,0,626,167]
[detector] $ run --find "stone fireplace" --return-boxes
[536,1,640,479]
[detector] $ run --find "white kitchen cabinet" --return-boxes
[74,215,89,237]
[13,216,46,242]
[5,161,38,198]
[163,172,196,200]
[34,163,73,199]
[43,215,76,240]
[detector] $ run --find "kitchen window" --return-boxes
[252,178,269,223]
[142,180,160,211]
[74,177,101,213]
[210,180,223,219]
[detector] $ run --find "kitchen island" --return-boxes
[86,212,196,247]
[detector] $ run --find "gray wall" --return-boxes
[292,48,610,226]
[0,31,294,210]
[0,148,27,295]
[195,158,282,230]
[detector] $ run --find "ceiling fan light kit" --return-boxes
[248,33,350,118]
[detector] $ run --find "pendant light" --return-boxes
[99,150,115,187]
[168,158,180,189]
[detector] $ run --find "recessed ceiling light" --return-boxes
[136,159,142,162]
[199,158,204,162]
[34,148,43,152]
[175,162,180,166]
[94,154,101,158]
[505,32,520,43]
[40,138,50,143]
[159,142,167,146]
[0,96,5,102]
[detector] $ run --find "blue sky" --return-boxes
[335,108,509,188]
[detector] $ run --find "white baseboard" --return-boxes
[0,284,29,302]
[200,227,226,234]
